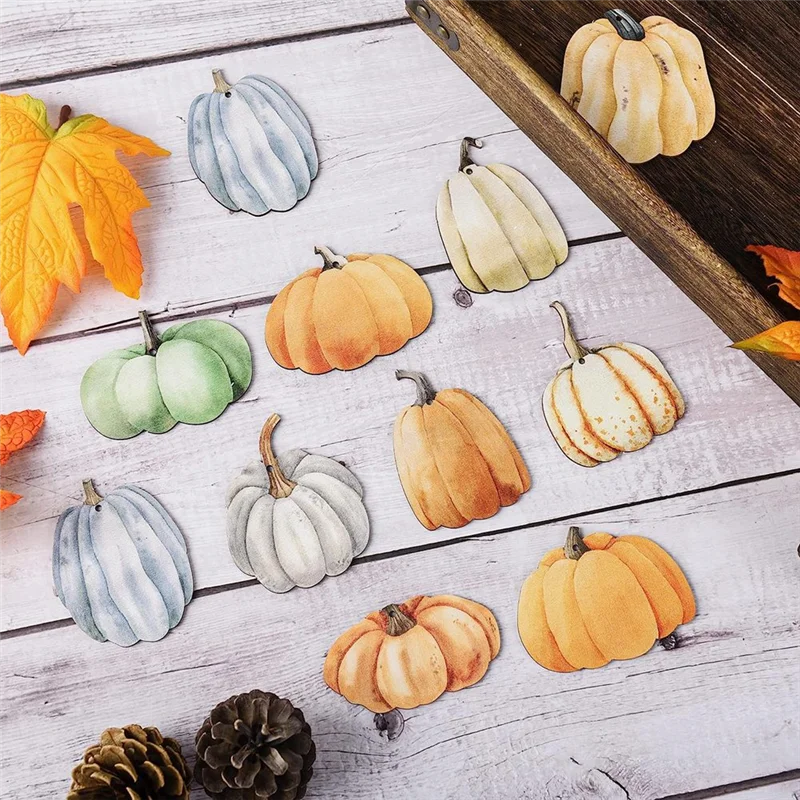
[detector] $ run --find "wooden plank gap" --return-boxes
[658,769,800,800]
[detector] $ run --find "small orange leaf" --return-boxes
[732,321,800,361]
[746,245,800,310]
[0,490,22,511]
[0,409,46,465]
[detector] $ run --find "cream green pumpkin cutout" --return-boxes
[226,414,370,592]
[436,138,568,293]
[543,302,685,466]
[81,311,252,439]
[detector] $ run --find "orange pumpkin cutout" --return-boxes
[324,594,500,713]
[265,247,433,373]
[393,370,531,530]
[518,527,695,672]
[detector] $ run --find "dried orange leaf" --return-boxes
[731,321,800,361]
[746,244,800,310]
[0,94,170,353]
[0,409,46,465]
[0,490,22,511]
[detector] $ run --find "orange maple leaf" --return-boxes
[0,94,170,353]
[731,321,800,361]
[1,409,46,510]
[747,245,800,310]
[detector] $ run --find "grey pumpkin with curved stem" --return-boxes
[53,480,193,646]
[542,301,685,467]
[187,68,318,215]
[226,414,370,592]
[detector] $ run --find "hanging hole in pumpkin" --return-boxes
[94,505,102,512]
[224,91,231,98]
[578,357,585,364]
[374,709,405,741]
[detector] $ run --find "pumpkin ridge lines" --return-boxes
[548,375,598,466]
[596,350,655,436]
[613,344,682,419]
[393,410,436,530]
[568,369,621,453]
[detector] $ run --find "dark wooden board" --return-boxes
[407,0,800,404]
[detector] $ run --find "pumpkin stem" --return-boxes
[56,105,72,130]
[382,604,416,636]
[314,245,348,271]
[564,526,590,560]
[395,370,436,406]
[603,9,646,41]
[82,479,103,506]
[138,310,160,356]
[550,301,589,362]
[459,136,482,171]
[211,68,233,94]
[259,414,297,500]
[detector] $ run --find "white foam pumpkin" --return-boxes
[436,137,568,293]
[226,414,370,592]
[543,302,685,467]
[52,480,193,646]
[188,69,318,215]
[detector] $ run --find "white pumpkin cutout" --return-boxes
[543,302,685,467]
[187,69,318,215]
[226,414,370,592]
[52,480,193,646]
[436,138,568,293]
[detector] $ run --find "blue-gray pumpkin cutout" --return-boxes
[187,69,318,215]
[52,480,193,647]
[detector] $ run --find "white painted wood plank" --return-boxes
[722,782,800,800]
[2,237,799,631]
[2,475,798,799]
[0,24,615,346]
[0,0,405,84]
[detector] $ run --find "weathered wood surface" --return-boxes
[0,0,405,86]
[4,237,799,632]
[0,24,614,349]
[2,476,798,799]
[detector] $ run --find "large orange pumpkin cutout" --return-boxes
[518,527,695,672]
[324,594,500,713]
[265,247,432,373]
[393,370,531,530]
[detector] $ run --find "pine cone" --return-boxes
[68,724,191,800]
[195,690,315,800]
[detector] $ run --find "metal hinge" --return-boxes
[406,1,460,50]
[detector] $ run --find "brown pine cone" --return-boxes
[195,690,315,799]
[67,724,190,800]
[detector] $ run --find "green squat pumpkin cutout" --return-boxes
[81,310,252,439]
[543,302,684,467]
[436,138,568,293]
[188,69,318,215]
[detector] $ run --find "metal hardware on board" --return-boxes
[405,1,460,50]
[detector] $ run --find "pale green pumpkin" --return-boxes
[81,311,252,439]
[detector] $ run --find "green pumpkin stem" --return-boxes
[603,9,646,41]
[138,310,160,356]
[459,136,482,171]
[564,526,590,560]
[395,370,437,406]
[314,245,348,271]
[82,479,103,506]
[259,414,297,499]
[550,301,589,362]
[382,604,416,636]
[211,68,233,94]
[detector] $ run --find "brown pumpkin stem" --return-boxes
[259,414,297,499]
[395,370,436,406]
[211,68,233,94]
[459,136,482,171]
[138,310,160,356]
[56,105,72,129]
[82,479,103,506]
[551,301,589,362]
[382,604,417,636]
[564,526,590,560]
[314,245,348,271]
[603,8,646,41]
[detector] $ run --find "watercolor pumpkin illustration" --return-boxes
[561,9,715,163]
[393,370,530,530]
[518,527,695,671]
[543,302,684,467]
[265,247,432,373]
[324,594,500,712]
[81,311,252,439]
[436,138,568,293]
[226,414,369,592]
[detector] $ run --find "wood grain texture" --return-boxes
[2,475,798,799]
[3,238,799,632]
[0,0,405,86]
[0,24,614,347]
[409,0,800,404]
